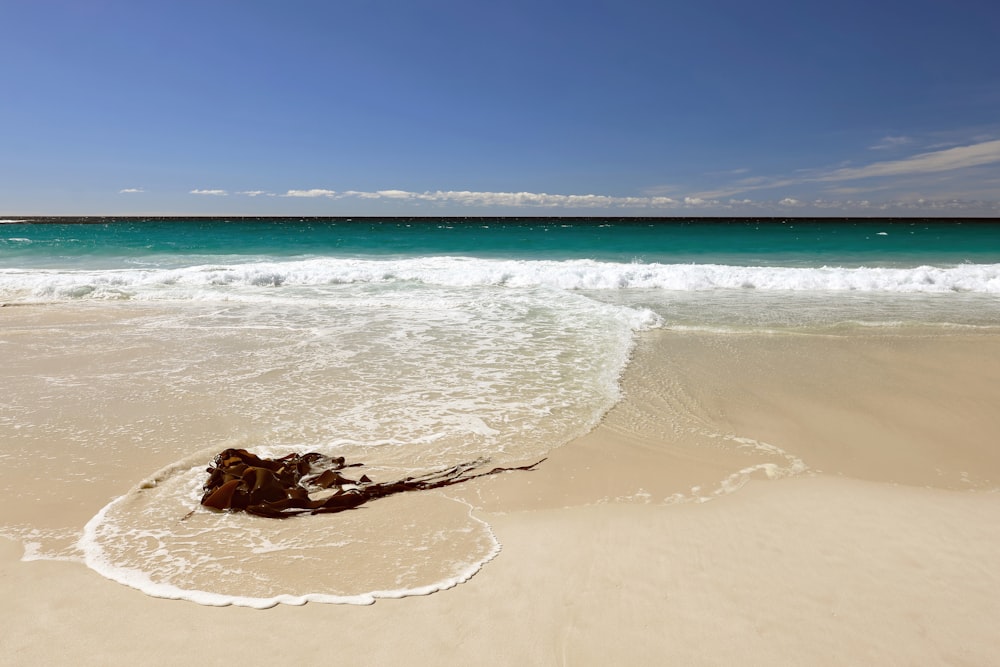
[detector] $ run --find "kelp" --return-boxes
[199,448,543,518]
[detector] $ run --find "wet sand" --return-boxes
[3,318,1000,665]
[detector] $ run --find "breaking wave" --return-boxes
[3,257,1000,302]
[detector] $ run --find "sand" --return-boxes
[3,322,1000,665]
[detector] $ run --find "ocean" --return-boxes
[2,217,999,607]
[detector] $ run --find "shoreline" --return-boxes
[3,323,1000,663]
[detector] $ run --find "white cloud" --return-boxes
[225,179,1000,216]
[118,187,144,194]
[281,189,337,198]
[341,190,383,200]
[869,136,914,150]
[190,189,228,196]
[341,189,683,209]
[684,138,1000,200]
[819,139,1000,182]
[273,188,685,209]
[688,178,798,200]
[237,190,270,197]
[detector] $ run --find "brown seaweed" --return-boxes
[199,448,544,518]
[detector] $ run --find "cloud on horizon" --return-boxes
[158,134,1000,215]
[277,188,682,209]
[820,139,1000,182]
[119,187,145,194]
[282,189,337,198]
[250,187,1000,215]
[685,138,1000,200]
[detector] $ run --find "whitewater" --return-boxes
[4,256,1000,299]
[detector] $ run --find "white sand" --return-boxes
[5,478,999,665]
[3,323,1000,665]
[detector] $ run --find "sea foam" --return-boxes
[3,257,1000,302]
[79,484,502,609]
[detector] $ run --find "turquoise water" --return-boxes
[3,217,1000,329]
[3,218,1000,268]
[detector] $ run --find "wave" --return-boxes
[80,471,503,608]
[3,257,1000,300]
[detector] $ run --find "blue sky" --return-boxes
[2,0,999,216]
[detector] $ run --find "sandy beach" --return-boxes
[5,0,1000,657]
[3,314,1000,665]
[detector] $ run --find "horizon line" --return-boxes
[4,215,1000,224]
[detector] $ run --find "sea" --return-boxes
[2,217,1000,607]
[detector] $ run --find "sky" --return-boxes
[2,0,999,217]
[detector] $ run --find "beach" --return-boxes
[5,0,1000,653]
[3,302,999,664]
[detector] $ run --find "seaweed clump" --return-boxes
[200,448,543,518]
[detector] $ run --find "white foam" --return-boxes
[1,526,83,563]
[79,485,502,608]
[3,258,1000,303]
